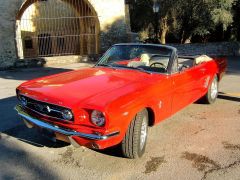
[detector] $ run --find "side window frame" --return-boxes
[171,55,179,74]
[168,49,179,74]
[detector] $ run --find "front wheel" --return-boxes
[121,109,149,159]
[201,75,219,104]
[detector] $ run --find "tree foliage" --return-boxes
[211,0,234,30]
[129,0,237,44]
[232,0,240,40]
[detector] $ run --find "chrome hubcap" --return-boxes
[211,79,218,99]
[140,118,147,150]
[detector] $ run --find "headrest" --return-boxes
[140,53,151,66]
[195,55,212,65]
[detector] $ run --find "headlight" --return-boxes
[91,110,105,127]
[61,109,73,120]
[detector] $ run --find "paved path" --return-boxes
[0,57,239,180]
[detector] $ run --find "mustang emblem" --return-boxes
[34,104,51,113]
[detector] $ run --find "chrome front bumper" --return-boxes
[15,105,119,142]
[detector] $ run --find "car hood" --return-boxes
[18,67,155,108]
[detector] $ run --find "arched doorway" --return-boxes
[16,0,100,59]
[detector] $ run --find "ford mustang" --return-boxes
[15,44,227,158]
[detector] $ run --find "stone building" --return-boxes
[0,0,132,69]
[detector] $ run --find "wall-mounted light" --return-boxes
[152,0,160,13]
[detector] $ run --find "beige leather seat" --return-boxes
[195,55,212,65]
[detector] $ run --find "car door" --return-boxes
[170,68,197,113]
[190,62,210,101]
[170,54,209,114]
[151,75,174,123]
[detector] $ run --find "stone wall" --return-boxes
[169,42,240,57]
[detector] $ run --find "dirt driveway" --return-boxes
[0,57,239,180]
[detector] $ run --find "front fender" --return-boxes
[104,91,157,145]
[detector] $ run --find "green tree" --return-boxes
[178,0,234,43]
[211,0,234,30]
[157,0,178,44]
[177,0,213,43]
[211,0,234,40]
[232,0,240,40]
[129,0,178,44]
[129,0,154,32]
[129,0,235,44]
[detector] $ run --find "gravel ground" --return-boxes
[0,57,239,180]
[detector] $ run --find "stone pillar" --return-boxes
[0,0,24,69]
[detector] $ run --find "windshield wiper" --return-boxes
[95,64,117,69]
[132,67,152,74]
[96,63,112,67]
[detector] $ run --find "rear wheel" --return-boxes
[121,109,148,159]
[201,75,219,104]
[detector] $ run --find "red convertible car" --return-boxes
[15,44,226,158]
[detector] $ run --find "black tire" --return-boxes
[201,75,219,104]
[121,109,149,159]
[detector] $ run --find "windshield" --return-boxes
[96,45,173,74]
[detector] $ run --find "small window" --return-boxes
[24,37,33,49]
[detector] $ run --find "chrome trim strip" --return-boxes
[27,101,63,114]
[15,105,120,140]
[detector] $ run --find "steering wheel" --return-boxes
[150,62,167,70]
[178,64,190,72]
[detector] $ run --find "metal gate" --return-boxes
[16,0,100,59]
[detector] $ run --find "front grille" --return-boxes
[19,95,74,121]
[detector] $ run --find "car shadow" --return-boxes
[93,144,125,158]
[218,92,240,102]
[195,93,240,104]
[2,124,69,148]
[0,96,69,148]
[0,66,77,148]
